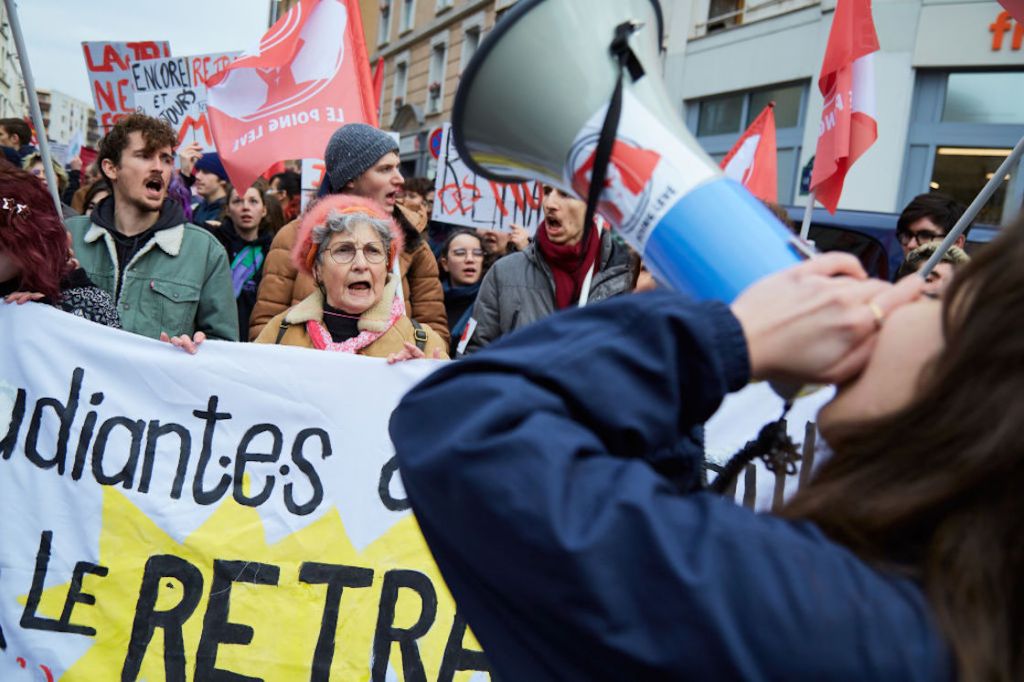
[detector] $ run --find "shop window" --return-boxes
[900,70,1024,226]
[688,81,809,204]
[942,72,1024,125]
[931,147,1013,225]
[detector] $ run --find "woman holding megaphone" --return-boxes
[390,215,1024,681]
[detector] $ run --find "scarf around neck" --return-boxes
[535,222,601,310]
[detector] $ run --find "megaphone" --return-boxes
[452,0,807,302]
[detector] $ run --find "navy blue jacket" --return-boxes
[390,290,952,681]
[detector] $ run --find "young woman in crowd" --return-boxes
[81,181,110,218]
[254,195,447,362]
[208,179,275,340]
[391,212,1024,680]
[0,162,119,327]
[438,229,484,354]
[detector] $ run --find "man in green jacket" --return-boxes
[66,114,238,342]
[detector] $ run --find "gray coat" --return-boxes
[464,230,633,354]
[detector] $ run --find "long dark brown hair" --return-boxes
[782,213,1024,681]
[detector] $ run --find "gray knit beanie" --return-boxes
[323,123,399,192]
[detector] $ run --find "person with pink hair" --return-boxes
[254,194,447,362]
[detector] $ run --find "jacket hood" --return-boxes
[91,195,187,234]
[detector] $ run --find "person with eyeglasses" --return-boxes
[896,192,969,259]
[438,229,485,355]
[254,194,447,361]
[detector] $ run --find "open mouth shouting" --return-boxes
[144,175,165,202]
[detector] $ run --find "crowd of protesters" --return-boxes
[7,111,1022,681]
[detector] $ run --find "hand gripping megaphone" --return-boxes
[452,0,808,302]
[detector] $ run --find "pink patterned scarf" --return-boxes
[305,293,405,353]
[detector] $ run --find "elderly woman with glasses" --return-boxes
[255,195,447,361]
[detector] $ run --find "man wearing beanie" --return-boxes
[248,123,448,343]
[189,151,230,226]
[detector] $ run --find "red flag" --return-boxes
[720,103,777,203]
[809,0,879,213]
[207,0,377,192]
[372,57,385,119]
[998,0,1024,23]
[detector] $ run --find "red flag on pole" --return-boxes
[372,57,385,118]
[207,0,378,192]
[720,103,778,203]
[998,0,1024,23]
[809,0,880,213]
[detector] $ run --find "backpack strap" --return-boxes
[274,321,291,345]
[410,319,428,351]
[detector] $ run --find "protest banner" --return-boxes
[82,41,171,133]
[0,303,493,681]
[131,52,239,151]
[208,0,378,193]
[432,124,544,233]
[301,157,327,210]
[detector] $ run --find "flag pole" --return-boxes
[919,133,1024,278]
[799,190,816,241]
[3,0,61,214]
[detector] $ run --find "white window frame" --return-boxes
[436,0,454,12]
[377,0,393,46]
[460,11,485,74]
[392,50,410,110]
[399,0,417,35]
[426,31,449,115]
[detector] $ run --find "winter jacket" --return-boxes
[254,282,448,359]
[442,279,480,355]
[464,228,632,354]
[66,199,238,341]
[390,290,952,682]
[0,268,120,329]
[208,220,273,341]
[247,203,448,343]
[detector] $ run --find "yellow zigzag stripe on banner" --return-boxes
[21,482,484,680]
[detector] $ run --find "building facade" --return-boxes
[0,4,27,120]
[664,0,1023,224]
[37,89,96,147]
[370,0,519,178]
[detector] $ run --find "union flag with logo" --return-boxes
[720,103,778,203]
[809,0,880,213]
[207,0,378,192]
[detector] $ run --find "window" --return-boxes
[400,0,416,34]
[900,70,1024,226]
[707,0,743,32]
[436,0,454,11]
[426,39,447,114]
[392,53,409,109]
[460,13,485,73]
[942,72,1024,125]
[378,1,392,45]
[688,81,808,204]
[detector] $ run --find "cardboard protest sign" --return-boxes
[82,41,171,133]
[0,304,493,680]
[432,124,544,233]
[131,52,239,151]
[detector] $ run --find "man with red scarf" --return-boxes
[463,186,633,355]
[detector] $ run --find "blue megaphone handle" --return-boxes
[642,178,804,302]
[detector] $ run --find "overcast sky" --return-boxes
[15,0,271,104]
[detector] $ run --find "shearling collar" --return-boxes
[84,223,185,256]
[284,275,400,333]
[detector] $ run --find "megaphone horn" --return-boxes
[452,0,806,302]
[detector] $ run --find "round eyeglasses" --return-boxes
[325,242,387,264]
